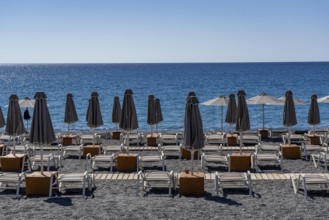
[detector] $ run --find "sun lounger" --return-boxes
[290,173,329,200]
[80,134,101,145]
[122,131,142,146]
[63,144,83,159]
[137,170,176,196]
[201,145,221,154]
[205,133,225,145]
[7,144,32,155]
[90,154,116,172]
[254,152,282,171]
[238,134,261,145]
[138,153,165,172]
[158,133,178,145]
[201,153,230,171]
[158,144,181,159]
[256,143,280,153]
[215,171,252,196]
[0,172,26,198]
[310,152,329,170]
[29,153,57,171]
[49,154,94,198]
[103,144,124,155]
[282,134,305,145]
[301,143,325,159]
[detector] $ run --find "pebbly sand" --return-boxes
[1,137,329,220]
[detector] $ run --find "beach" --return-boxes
[1,136,329,220]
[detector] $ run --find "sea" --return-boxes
[0,62,329,132]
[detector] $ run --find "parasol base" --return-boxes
[179,171,204,196]
[62,135,77,146]
[116,153,137,172]
[226,134,238,146]
[230,153,252,172]
[280,144,301,159]
[0,153,28,172]
[180,147,198,160]
[304,134,321,145]
[259,129,269,139]
[25,171,58,196]
[146,134,158,146]
[83,145,101,158]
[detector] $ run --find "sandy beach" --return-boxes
[1,136,329,220]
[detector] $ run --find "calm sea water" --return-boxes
[0,62,329,132]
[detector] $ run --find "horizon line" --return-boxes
[1,60,329,65]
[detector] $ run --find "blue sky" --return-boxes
[0,0,329,63]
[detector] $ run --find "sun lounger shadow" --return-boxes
[44,197,73,206]
[164,155,180,160]
[256,165,282,172]
[205,195,242,205]
[143,188,177,198]
[206,166,228,172]
[64,155,81,160]
[140,166,166,172]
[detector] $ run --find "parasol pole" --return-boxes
[92,127,95,147]
[240,131,243,154]
[221,106,224,132]
[191,149,195,175]
[127,132,130,155]
[262,104,265,130]
[288,126,291,145]
[40,143,44,174]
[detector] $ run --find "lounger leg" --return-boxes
[302,176,308,200]
[215,174,219,196]
[16,176,22,198]
[169,178,172,195]
[49,174,54,197]
[136,173,140,195]
[83,178,86,198]
[110,158,113,173]
[324,155,328,172]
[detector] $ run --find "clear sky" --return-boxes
[1,0,329,63]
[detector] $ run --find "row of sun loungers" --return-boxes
[1,129,329,199]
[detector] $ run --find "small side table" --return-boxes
[259,129,269,138]
[230,153,252,172]
[180,171,204,196]
[0,153,27,172]
[227,134,238,146]
[146,134,158,146]
[83,145,101,158]
[116,153,137,172]
[62,135,77,146]
[112,131,121,140]
[280,144,301,159]
[25,171,57,196]
[305,134,321,145]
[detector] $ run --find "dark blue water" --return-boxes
[0,62,329,132]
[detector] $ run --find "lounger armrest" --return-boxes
[137,170,143,179]
[278,151,283,158]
